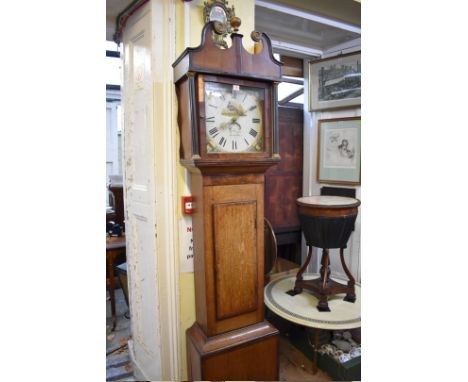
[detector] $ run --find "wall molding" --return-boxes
[151,0,181,380]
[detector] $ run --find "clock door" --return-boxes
[202,180,264,336]
[214,200,257,319]
[198,75,273,160]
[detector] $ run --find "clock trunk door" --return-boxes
[204,181,264,336]
[214,200,258,320]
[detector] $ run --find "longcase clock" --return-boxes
[173,20,282,381]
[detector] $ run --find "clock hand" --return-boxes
[233,104,246,116]
[219,121,230,130]
[221,110,238,117]
[228,121,242,133]
[221,102,246,117]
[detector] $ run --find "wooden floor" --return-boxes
[279,336,332,382]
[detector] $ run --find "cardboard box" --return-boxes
[317,352,361,381]
[289,325,361,381]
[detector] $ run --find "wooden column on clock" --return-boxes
[173,22,282,381]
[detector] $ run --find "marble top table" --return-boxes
[264,273,361,330]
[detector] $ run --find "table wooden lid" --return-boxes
[297,195,360,209]
[106,234,126,250]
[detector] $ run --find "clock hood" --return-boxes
[173,22,283,84]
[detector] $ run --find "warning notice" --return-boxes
[179,216,194,273]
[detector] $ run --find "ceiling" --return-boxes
[106,0,360,56]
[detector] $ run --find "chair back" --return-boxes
[264,218,278,275]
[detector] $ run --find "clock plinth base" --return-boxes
[186,321,279,381]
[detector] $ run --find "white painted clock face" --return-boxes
[204,82,264,153]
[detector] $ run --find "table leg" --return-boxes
[319,248,330,286]
[107,250,117,331]
[340,247,356,303]
[317,249,331,311]
[291,245,313,294]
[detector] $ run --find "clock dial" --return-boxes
[204,82,264,153]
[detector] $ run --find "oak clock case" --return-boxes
[173,21,282,381]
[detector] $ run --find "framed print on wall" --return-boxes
[309,52,361,111]
[317,117,361,185]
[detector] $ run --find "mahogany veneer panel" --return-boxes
[265,174,302,230]
[265,107,303,231]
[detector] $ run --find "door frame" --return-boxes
[122,1,181,380]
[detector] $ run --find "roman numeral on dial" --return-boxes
[232,140,237,150]
[209,127,219,137]
[252,118,260,123]
[206,116,215,123]
[249,128,258,138]
[219,137,226,147]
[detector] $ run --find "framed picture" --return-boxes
[309,52,361,111]
[317,117,361,185]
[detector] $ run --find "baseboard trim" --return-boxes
[127,339,148,381]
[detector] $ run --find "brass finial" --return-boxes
[251,31,262,42]
[230,16,241,33]
[213,21,226,35]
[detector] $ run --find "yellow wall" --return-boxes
[174,1,255,379]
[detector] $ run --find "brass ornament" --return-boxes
[213,20,226,35]
[250,31,262,42]
[203,0,236,48]
[230,16,241,33]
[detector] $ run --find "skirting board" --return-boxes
[127,339,148,381]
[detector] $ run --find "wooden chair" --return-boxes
[264,218,299,284]
[264,218,278,278]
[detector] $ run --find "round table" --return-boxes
[265,274,361,330]
[265,273,360,373]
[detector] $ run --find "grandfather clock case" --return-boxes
[173,22,282,380]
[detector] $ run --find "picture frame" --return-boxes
[317,117,361,185]
[309,52,361,111]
